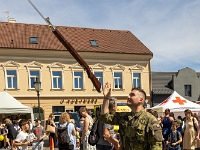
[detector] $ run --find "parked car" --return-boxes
[69,112,80,128]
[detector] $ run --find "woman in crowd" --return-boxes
[183,109,199,150]
[162,109,174,139]
[79,107,96,150]
[58,112,76,150]
[162,109,174,150]
[47,113,57,150]
[4,118,18,150]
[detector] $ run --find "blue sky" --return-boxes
[1,0,200,72]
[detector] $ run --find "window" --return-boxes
[30,37,38,44]
[133,73,141,88]
[29,70,40,89]
[73,71,83,89]
[52,106,65,114]
[184,85,192,96]
[94,72,103,89]
[52,71,62,89]
[6,70,17,89]
[114,72,122,89]
[90,40,98,47]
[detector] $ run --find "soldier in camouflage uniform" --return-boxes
[99,82,163,150]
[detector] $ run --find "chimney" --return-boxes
[8,18,16,23]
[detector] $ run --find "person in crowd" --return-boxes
[176,119,183,133]
[28,119,33,134]
[57,112,76,150]
[4,118,18,150]
[32,118,46,150]
[79,107,96,150]
[162,109,174,150]
[169,112,176,122]
[98,82,163,150]
[162,109,174,144]
[193,113,199,122]
[47,113,56,150]
[96,97,119,150]
[13,121,21,133]
[75,127,80,150]
[79,117,85,150]
[166,122,182,150]
[2,124,11,149]
[14,119,32,150]
[183,109,199,150]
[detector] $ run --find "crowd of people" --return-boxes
[1,82,200,150]
[147,108,200,150]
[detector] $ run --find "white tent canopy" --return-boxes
[151,91,200,113]
[0,92,34,121]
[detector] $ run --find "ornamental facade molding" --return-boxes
[129,64,144,70]
[1,60,20,67]
[25,61,43,68]
[110,64,125,71]
[69,62,83,69]
[90,63,106,71]
[47,62,65,68]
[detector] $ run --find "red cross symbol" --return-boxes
[172,97,187,105]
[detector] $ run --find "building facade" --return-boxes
[152,67,200,106]
[0,22,153,122]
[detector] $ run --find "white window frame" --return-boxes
[110,64,125,91]
[6,70,18,89]
[25,61,43,91]
[1,60,20,90]
[90,63,106,91]
[129,64,144,89]
[52,71,63,89]
[73,71,84,89]
[113,72,123,89]
[93,71,103,90]
[29,70,40,89]
[48,62,65,91]
[69,63,85,91]
[132,72,141,88]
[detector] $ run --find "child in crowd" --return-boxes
[76,127,80,149]
[166,122,182,150]
[14,119,31,150]
[2,124,11,149]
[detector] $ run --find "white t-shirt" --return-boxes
[15,131,29,150]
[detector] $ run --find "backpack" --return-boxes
[57,122,70,144]
[88,119,100,146]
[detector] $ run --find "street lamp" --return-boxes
[34,77,41,119]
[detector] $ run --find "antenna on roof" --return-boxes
[2,9,9,20]
[2,9,16,23]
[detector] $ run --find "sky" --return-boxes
[1,0,200,72]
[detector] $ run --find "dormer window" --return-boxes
[30,37,38,44]
[90,40,98,47]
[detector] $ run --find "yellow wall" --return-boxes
[0,48,152,121]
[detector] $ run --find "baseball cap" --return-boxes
[34,118,41,121]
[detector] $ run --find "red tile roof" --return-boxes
[0,22,152,55]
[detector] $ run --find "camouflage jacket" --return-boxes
[98,110,163,150]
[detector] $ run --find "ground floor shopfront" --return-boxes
[15,96,122,122]
[8,95,150,125]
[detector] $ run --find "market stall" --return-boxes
[0,92,34,123]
